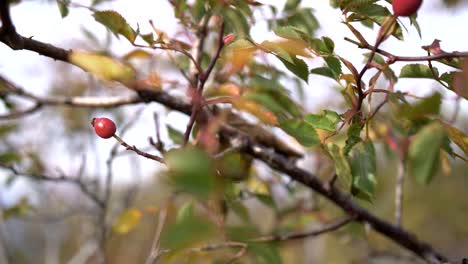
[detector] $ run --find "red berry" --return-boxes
[392,0,423,17]
[92,117,116,139]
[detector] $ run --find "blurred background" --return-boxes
[1,0,468,263]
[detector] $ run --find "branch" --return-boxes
[345,37,468,63]
[0,75,142,119]
[0,164,104,208]
[112,134,165,164]
[0,8,458,262]
[251,216,353,242]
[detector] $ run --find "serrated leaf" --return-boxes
[408,122,446,184]
[400,64,438,79]
[324,56,342,78]
[278,56,309,82]
[349,141,377,201]
[70,51,135,83]
[444,124,468,155]
[165,147,216,199]
[93,10,136,43]
[304,110,340,131]
[311,67,335,79]
[112,208,142,234]
[328,144,352,190]
[280,119,320,147]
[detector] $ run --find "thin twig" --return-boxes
[251,216,354,242]
[112,135,165,163]
[0,164,103,208]
[144,206,168,264]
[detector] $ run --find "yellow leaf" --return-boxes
[122,49,153,61]
[70,51,136,83]
[112,208,142,234]
[223,39,257,74]
[246,177,269,195]
[445,124,468,155]
[232,98,278,126]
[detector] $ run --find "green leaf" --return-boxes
[408,122,446,184]
[167,125,184,145]
[254,193,276,210]
[93,10,136,43]
[249,243,283,264]
[399,92,441,120]
[349,141,377,201]
[227,199,250,222]
[3,198,33,220]
[176,202,194,224]
[56,0,69,18]
[112,208,142,234]
[69,51,135,83]
[328,144,352,190]
[0,124,17,138]
[440,71,456,86]
[284,0,301,11]
[304,110,340,131]
[277,8,319,36]
[0,151,21,164]
[399,64,438,79]
[222,6,250,38]
[324,56,342,78]
[280,119,320,147]
[165,147,216,199]
[309,38,334,55]
[310,67,336,79]
[278,56,309,82]
[161,211,216,251]
[444,124,468,155]
[344,122,362,155]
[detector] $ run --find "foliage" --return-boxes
[1,0,468,263]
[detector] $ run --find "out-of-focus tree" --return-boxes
[1,0,468,263]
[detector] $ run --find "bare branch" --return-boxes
[0,164,104,208]
[144,205,168,264]
[251,216,354,242]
